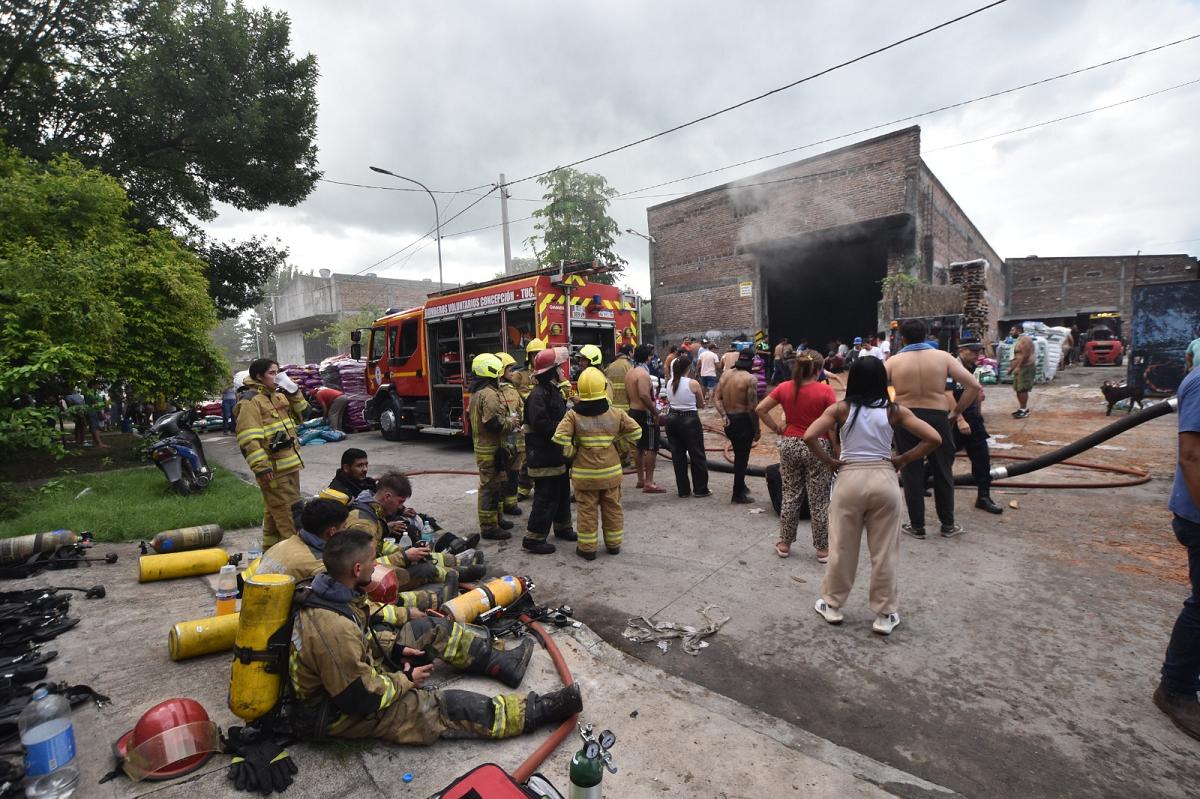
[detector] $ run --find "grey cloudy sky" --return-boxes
[204,0,1200,296]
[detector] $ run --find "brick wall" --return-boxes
[334,275,434,315]
[1007,254,1199,321]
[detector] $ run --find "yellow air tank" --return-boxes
[138,548,230,583]
[149,524,224,554]
[229,573,295,722]
[0,530,77,564]
[168,612,240,661]
[440,575,528,624]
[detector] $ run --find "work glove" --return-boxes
[224,726,298,794]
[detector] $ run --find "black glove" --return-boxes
[224,726,298,794]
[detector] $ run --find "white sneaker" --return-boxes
[872,612,901,635]
[814,598,843,625]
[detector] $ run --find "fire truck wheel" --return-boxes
[380,395,404,442]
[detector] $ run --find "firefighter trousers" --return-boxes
[504,450,526,511]
[371,616,483,671]
[327,687,529,745]
[260,470,301,548]
[517,461,533,499]
[575,486,623,553]
[526,472,573,541]
[475,452,504,530]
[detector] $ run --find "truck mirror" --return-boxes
[350,330,362,343]
[351,343,362,361]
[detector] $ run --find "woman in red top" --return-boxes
[756,352,837,560]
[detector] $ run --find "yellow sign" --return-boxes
[738,281,753,298]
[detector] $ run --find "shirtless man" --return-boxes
[625,343,665,494]
[1007,325,1035,419]
[886,318,980,539]
[715,350,761,503]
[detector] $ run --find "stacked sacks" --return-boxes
[281,364,322,394]
[332,358,371,432]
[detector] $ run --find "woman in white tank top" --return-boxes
[801,356,941,636]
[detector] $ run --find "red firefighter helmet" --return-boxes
[366,563,399,605]
[114,698,219,782]
[532,348,559,375]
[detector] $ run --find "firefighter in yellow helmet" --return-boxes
[552,368,640,559]
[235,358,308,548]
[469,353,517,539]
[495,352,526,516]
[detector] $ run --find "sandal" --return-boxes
[815,549,830,564]
[642,485,666,494]
[775,542,791,558]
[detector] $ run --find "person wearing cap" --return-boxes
[948,338,1003,514]
[715,349,761,503]
[496,352,526,517]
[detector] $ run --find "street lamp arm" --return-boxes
[368,165,444,290]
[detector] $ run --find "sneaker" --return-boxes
[872,613,901,635]
[1012,408,1030,419]
[1153,685,1200,741]
[814,598,843,624]
[901,524,926,540]
[940,524,967,538]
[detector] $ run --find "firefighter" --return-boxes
[606,343,636,470]
[514,338,547,502]
[496,351,526,518]
[522,347,577,554]
[469,353,517,539]
[552,368,641,559]
[235,358,307,548]
[289,530,583,745]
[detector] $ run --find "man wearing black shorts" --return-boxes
[626,344,665,494]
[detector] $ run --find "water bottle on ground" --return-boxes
[20,687,79,798]
[215,564,238,615]
[247,539,263,564]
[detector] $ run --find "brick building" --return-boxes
[272,271,438,365]
[1004,254,1198,333]
[647,126,1004,350]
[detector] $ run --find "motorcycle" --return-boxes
[145,408,214,496]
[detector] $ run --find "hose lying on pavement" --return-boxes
[511,615,577,784]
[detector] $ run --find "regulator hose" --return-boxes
[959,396,1178,485]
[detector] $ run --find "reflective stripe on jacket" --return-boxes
[234,379,308,475]
[552,407,641,490]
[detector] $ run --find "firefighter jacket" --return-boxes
[524,377,569,477]
[508,368,533,399]
[244,528,326,584]
[234,379,308,476]
[552,404,641,490]
[468,379,512,457]
[605,355,633,410]
[290,573,415,720]
[344,499,416,570]
[497,380,525,453]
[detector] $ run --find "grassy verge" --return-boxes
[0,432,148,482]
[0,465,263,542]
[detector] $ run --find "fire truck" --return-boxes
[356,261,639,440]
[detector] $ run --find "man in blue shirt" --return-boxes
[1156,366,1200,741]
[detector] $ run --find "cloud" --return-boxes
[205,0,1200,296]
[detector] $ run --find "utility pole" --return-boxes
[500,173,513,274]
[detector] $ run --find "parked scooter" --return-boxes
[146,409,214,496]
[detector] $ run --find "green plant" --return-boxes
[524,168,625,283]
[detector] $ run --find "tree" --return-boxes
[524,168,625,284]
[0,139,226,451]
[195,234,290,320]
[306,308,381,353]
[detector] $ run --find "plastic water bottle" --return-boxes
[19,688,79,798]
[247,539,263,564]
[215,564,238,615]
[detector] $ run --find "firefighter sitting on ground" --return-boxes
[469,353,519,540]
[244,500,535,689]
[552,368,641,560]
[289,530,583,744]
[235,358,308,548]
[496,351,527,518]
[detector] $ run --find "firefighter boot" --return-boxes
[524,683,583,732]
[456,562,488,582]
[467,636,534,689]
[434,532,481,555]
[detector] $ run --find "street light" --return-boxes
[369,166,444,290]
[625,228,656,244]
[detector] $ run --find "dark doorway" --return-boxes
[761,237,888,351]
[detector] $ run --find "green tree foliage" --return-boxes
[0,141,226,451]
[195,234,289,319]
[306,308,381,353]
[525,168,625,284]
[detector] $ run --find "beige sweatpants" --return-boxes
[820,460,902,615]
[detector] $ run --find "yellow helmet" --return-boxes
[526,338,547,354]
[472,353,503,378]
[495,351,516,369]
[578,343,603,366]
[317,487,351,505]
[577,367,609,402]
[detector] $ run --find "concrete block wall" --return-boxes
[1007,254,1198,321]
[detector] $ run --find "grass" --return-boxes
[0,432,148,482]
[0,465,264,542]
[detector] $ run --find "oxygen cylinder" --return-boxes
[149,524,223,553]
[138,548,230,583]
[569,748,604,799]
[229,573,295,722]
[0,530,77,564]
[168,612,240,661]
[439,575,527,624]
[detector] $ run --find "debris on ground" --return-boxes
[623,605,730,656]
[1009,500,1020,509]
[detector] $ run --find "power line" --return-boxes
[496,0,1009,188]
[924,77,1200,151]
[318,177,493,195]
[352,186,498,276]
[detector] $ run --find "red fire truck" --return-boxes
[357,262,639,440]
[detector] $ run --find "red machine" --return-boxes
[360,261,639,440]
[1083,325,1124,367]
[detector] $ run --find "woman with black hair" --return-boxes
[802,356,940,636]
[664,355,710,498]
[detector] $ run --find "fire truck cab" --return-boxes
[362,262,639,440]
